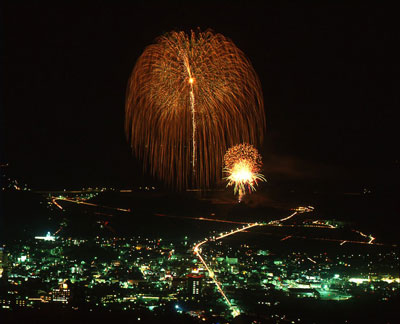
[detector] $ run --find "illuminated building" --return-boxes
[225,256,238,265]
[288,288,320,298]
[187,274,202,296]
[0,247,9,278]
[230,265,239,275]
[15,299,27,307]
[52,282,71,303]
[0,247,3,278]
[35,232,55,241]
[0,299,11,309]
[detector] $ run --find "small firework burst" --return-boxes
[223,143,266,201]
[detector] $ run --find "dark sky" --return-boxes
[1,2,398,190]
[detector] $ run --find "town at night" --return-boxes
[1,178,398,323]
[1,2,398,323]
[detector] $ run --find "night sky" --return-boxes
[1,2,398,190]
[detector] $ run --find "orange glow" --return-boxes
[224,143,265,199]
[125,30,265,189]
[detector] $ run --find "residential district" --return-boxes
[0,231,399,322]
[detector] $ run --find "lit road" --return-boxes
[154,213,248,225]
[352,230,376,244]
[256,232,386,246]
[51,196,130,212]
[191,205,390,317]
[299,236,383,246]
[307,256,317,264]
[269,211,298,224]
[192,207,311,317]
[51,198,64,210]
[52,198,381,247]
[51,197,249,225]
[193,222,263,317]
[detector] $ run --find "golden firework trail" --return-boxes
[126,29,265,189]
[224,143,266,201]
[183,55,197,173]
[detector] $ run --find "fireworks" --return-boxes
[223,143,266,201]
[126,29,265,189]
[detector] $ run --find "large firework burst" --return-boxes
[224,143,266,201]
[126,29,265,189]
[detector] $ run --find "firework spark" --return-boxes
[224,143,266,201]
[125,29,265,189]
